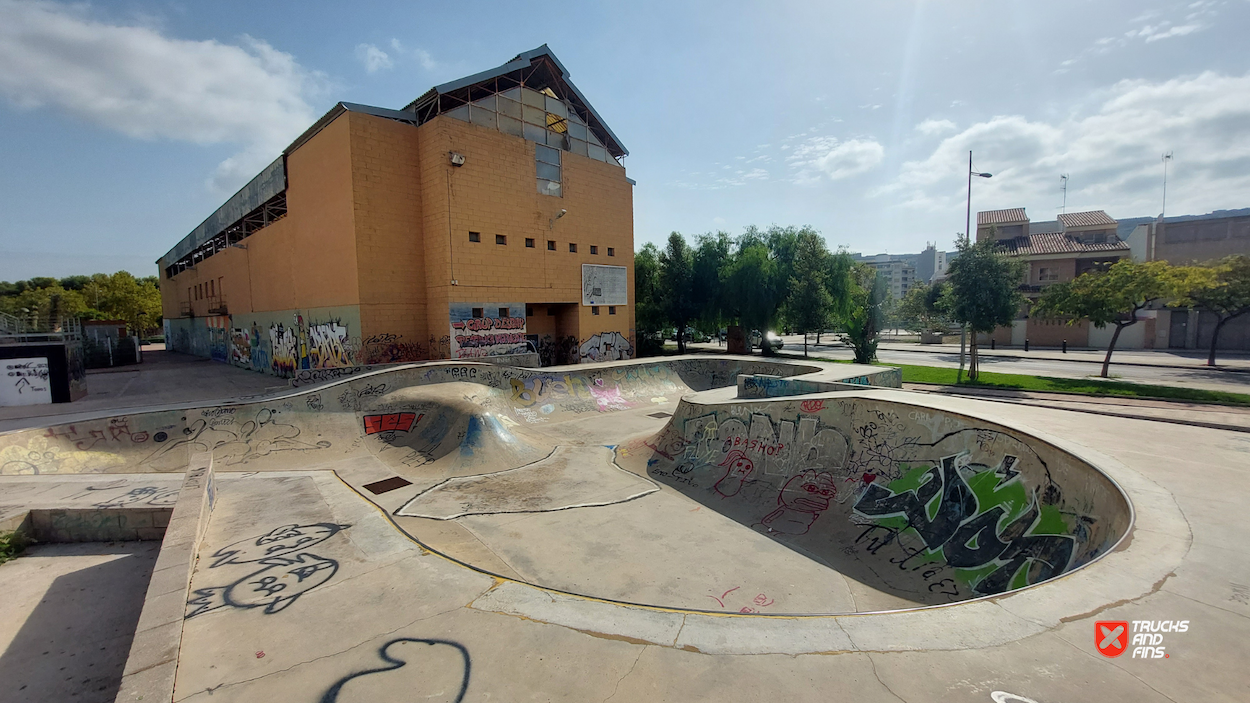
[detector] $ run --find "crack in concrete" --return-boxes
[1058,571,1176,624]
[175,602,467,702]
[602,645,646,703]
[671,614,687,647]
[865,652,909,703]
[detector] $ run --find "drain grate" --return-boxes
[648,412,673,418]
[363,476,414,495]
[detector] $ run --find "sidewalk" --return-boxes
[876,341,1250,371]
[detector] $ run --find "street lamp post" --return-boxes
[958,150,993,383]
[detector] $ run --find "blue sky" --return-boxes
[2,0,1249,280]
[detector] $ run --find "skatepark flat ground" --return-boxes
[0,356,1247,702]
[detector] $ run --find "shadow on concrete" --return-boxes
[0,542,158,703]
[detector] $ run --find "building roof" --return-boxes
[1058,210,1117,229]
[978,208,1028,226]
[999,232,1130,257]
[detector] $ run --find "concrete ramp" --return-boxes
[630,390,1131,605]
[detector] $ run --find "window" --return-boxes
[469,231,481,242]
[536,143,562,197]
[496,234,507,245]
[547,240,556,251]
[590,245,598,255]
[525,238,535,248]
[1038,267,1059,282]
[209,280,215,296]
[526,306,534,316]
[569,243,577,253]
[592,306,600,315]
[607,247,615,257]
[472,308,484,318]
[608,306,616,315]
[498,307,509,318]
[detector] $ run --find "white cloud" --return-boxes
[355,43,393,73]
[789,136,885,185]
[916,118,957,136]
[0,1,322,193]
[388,39,437,70]
[878,72,1250,219]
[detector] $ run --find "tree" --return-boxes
[945,237,1027,381]
[1177,255,1250,367]
[818,249,854,344]
[898,281,954,335]
[722,242,779,339]
[691,232,732,335]
[659,232,697,354]
[1035,260,1207,378]
[840,263,888,364]
[784,232,833,357]
[633,243,665,356]
[0,271,163,336]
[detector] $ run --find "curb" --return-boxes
[875,344,1250,373]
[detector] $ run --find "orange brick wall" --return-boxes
[416,116,635,360]
[348,112,429,363]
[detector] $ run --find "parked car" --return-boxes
[749,330,785,352]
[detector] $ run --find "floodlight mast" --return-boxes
[960,151,993,383]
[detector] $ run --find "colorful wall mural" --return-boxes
[449,303,531,359]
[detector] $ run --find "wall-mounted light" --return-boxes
[450,152,466,167]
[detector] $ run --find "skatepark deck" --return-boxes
[0,355,1244,702]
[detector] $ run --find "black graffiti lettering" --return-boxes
[320,638,470,703]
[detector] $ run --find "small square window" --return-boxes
[469,232,480,242]
[496,234,507,245]
[592,306,600,315]
[607,247,615,257]
[569,243,577,253]
[498,307,509,318]
[547,240,556,251]
[525,306,534,316]
[525,238,535,248]
[590,245,598,255]
[608,306,616,315]
[472,308,484,318]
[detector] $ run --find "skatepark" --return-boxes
[0,355,1244,702]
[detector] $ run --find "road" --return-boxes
[691,335,1250,394]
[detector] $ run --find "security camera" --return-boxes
[449,152,466,166]
[556,209,567,219]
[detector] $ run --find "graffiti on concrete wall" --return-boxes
[1,358,52,407]
[450,303,530,359]
[578,331,633,363]
[308,321,351,368]
[363,333,425,364]
[270,322,299,376]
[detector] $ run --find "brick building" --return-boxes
[158,46,635,375]
[977,208,1134,347]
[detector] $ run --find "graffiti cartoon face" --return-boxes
[713,450,755,498]
[780,470,837,513]
[210,523,349,567]
[186,553,340,617]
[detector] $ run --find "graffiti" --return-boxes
[364,413,422,435]
[307,321,352,368]
[661,411,849,479]
[209,523,350,567]
[307,394,324,411]
[93,485,180,508]
[2,358,52,405]
[713,450,754,498]
[363,333,425,364]
[578,331,633,363]
[270,323,299,377]
[757,470,837,535]
[186,553,339,617]
[230,328,251,367]
[1,435,126,475]
[449,303,529,359]
[319,638,470,703]
[508,374,594,411]
[853,453,1076,596]
[706,586,776,614]
[291,365,377,388]
[589,379,629,410]
[800,399,826,413]
[140,408,331,469]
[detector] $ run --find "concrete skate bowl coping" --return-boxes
[0,355,1130,615]
[637,391,1133,610]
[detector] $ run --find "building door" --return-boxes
[1168,310,1188,348]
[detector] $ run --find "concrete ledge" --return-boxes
[115,452,215,703]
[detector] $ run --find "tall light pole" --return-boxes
[1161,152,1173,218]
[959,151,993,383]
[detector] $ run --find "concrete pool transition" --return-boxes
[0,355,1242,702]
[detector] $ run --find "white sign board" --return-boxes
[1,357,52,407]
[582,264,628,306]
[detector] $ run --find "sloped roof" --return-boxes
[978,208,1028,226]
[999,232,1130,256]
[1059,210,1117,229]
